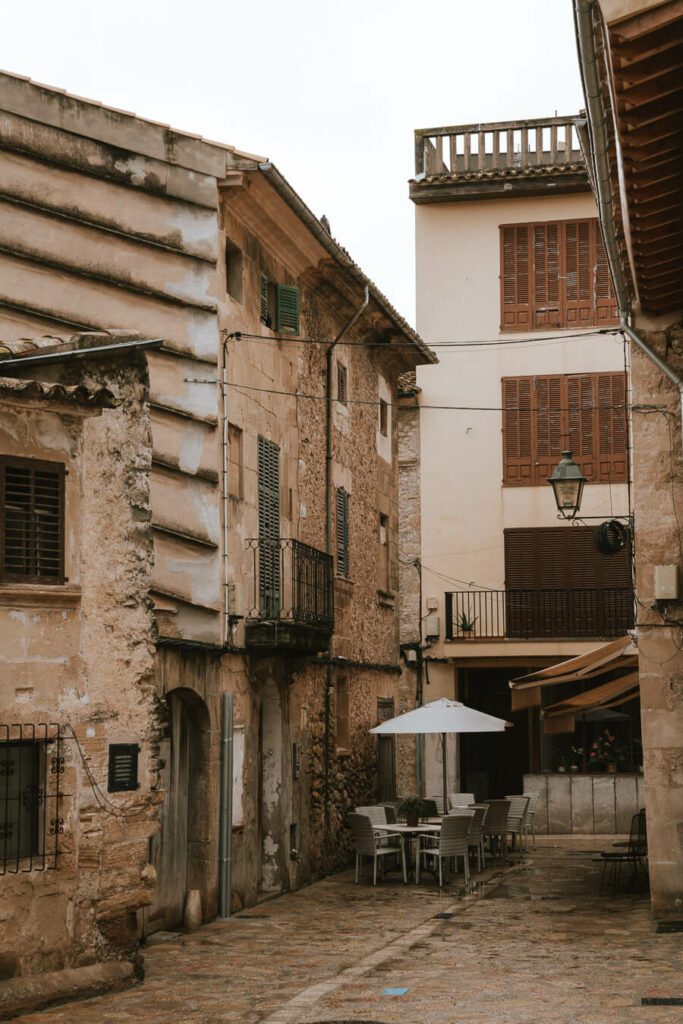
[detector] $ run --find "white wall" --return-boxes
[415,192,629,645]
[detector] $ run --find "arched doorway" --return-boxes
[141,687,210,934]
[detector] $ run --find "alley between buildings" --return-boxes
[11,836,681,1024]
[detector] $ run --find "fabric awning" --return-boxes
[540,670,639,735]
[509,636,637,711]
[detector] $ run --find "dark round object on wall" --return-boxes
[595,519,629,556]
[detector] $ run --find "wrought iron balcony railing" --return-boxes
[414,116,584,179]
[246,538,333,632]
[445,588,634,641]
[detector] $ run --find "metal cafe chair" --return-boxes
[597,809,648,894]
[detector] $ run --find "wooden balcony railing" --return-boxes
[415,116,584,179]
[444,588,634,641]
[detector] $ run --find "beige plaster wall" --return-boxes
[415,192,629,656]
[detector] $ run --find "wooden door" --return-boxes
[141,692,189,935]
[376,698,396,801]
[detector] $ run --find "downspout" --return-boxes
[323,285,369,837]
[217,691,234,918]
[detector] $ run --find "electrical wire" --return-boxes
[225,328,623,350]
[62,724,156,820]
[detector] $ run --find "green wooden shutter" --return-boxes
[336,488,349,578]
[258,437,280,616]
[275,285,300,334]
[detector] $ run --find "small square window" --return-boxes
[379,399,389,437]
[337,362,348,406]
[108,744,140,793]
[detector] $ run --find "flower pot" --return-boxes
[570,765,579,773]
[405,814,419,828]
[557,766,566,773]
[606,762,617,774]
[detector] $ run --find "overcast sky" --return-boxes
[0,0,584,327]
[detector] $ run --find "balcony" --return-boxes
[444,588,634,642]
[245,538,334,654]
[410,117,588,204]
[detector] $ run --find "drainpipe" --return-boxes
[217,691,234,918]
[323,285,369,835]
[221,335,231,646]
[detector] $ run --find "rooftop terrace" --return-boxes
[410,116,589,204]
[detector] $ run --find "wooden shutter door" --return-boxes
[567,375,596,479]
[534,376,563,483]
[501,226,531,331]
[258,437,280,617]
[502,378,534,484]
[532,224,561,329]
[563,221,593,326]
[594,227,618,323]
[596,372,628,482]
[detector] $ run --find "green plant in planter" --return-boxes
[456,611,477,634]
[397,795,424,826]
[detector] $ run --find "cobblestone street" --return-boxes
[12,837,682,1024]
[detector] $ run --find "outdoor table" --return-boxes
[375,823,441,881]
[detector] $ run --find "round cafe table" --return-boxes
[375,822,441,882]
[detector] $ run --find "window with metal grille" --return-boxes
[500,219,618,331]
[1,457,65,582]
[336,487,350,578]
[259,273,272,327]
[258,437,281,616]
[337,362,348,405]
[275,284,300,334]
[0,723,64,874]
[501,372,627,486]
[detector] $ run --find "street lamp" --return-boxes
[548,451,587,520]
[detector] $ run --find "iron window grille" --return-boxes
[1,456,65,583]
[0,723,65,874]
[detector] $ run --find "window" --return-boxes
[107,744,139,793]
[379,513,390,591]
[502,372,627,486]
[337,362,348,405]
[0,724,63,874]
[225,240,243,302]
[259,273,272,327]
[500,219,618,331]
[1,457,65,583]
[335,487,350,578]
[228,423,243,499]
[504,526,634,637]
[335,677,350,750]
[379,399,389,437]
[258,437,281,616]
[275,284,300,334]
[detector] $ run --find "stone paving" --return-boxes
[12,836,683,1023]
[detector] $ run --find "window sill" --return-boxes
[336,747,351,758]
[0,583,81,607]
[377,589,396,608]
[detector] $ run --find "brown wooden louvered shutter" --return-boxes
[596,372,628,482]
[501,226,531,330]
[532,224,561,329]
[1,457,65,582]
[567,374,596,479]
[502,377,534,484]
[534,376,563,482]
[594,227,619,323]
[564,221,594,326]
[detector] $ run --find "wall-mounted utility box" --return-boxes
[426,596,439,611]
[655,564,679,601]
[424,613,440,640]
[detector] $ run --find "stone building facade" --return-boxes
[0,69,435,953]
[575,0,683,919]
[0,332,160,1011]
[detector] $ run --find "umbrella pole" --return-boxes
[442,733,448,815]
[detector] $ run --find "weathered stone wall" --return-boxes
[0,352,159,981]
[630,324,683,920]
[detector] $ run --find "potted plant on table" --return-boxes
[397,795,424,828]
[588,729,626,773]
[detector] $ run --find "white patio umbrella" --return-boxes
[370,699,511,814]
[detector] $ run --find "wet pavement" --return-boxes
[12,836,683,1023]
